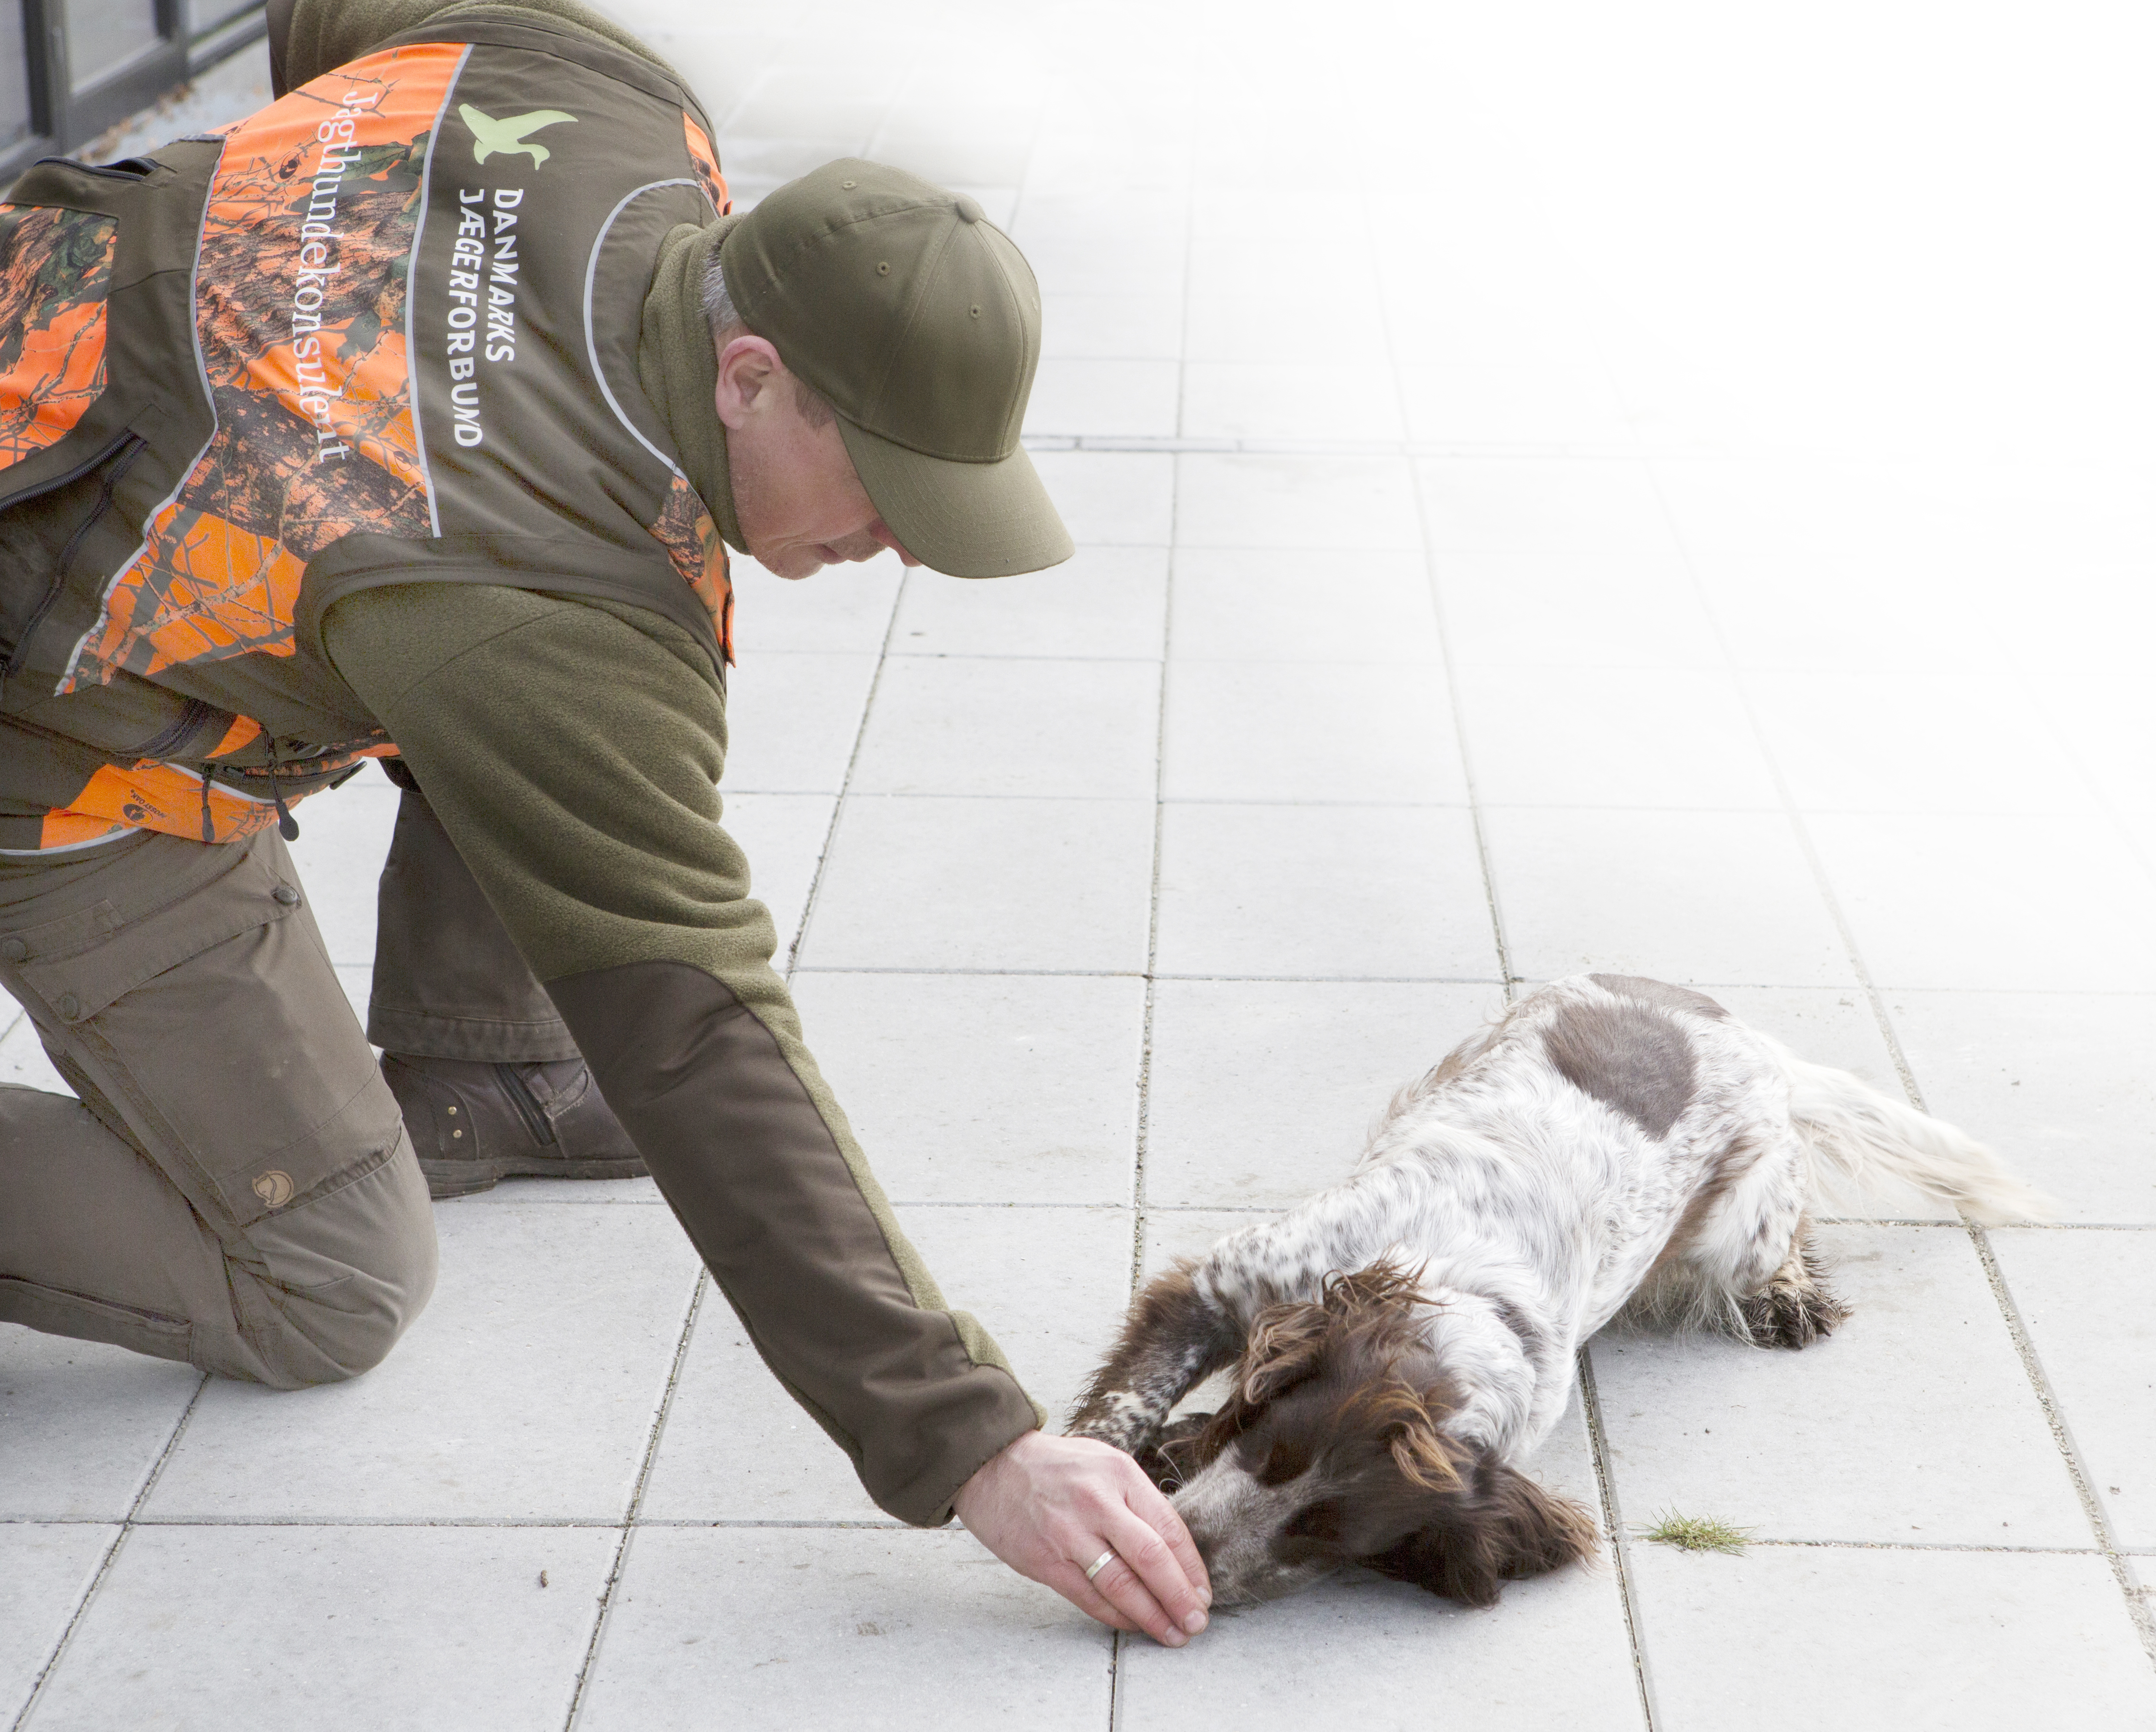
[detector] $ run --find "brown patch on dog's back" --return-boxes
[1542,999,1698,1138]
[1588,973,1729,1021]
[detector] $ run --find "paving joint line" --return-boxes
[1575,1346,1660,1729]
[560,1273,707,1731]
[10,1369,208,1731]
[1105,139,1202,1732]
[1640,459,2156,1673]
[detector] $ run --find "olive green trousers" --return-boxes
[0,825,437,1386]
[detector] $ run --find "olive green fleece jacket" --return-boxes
[301,0,1042,1523]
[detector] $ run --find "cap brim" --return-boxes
[836,417,1073,578]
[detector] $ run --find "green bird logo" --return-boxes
[460,104,577,167]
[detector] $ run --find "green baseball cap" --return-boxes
[718,158,1073,578]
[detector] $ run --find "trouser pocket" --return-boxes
[3,828,404,1237]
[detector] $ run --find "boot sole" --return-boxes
[420,1151,648,1200]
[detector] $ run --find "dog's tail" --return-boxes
[1767,1039,2055,1225]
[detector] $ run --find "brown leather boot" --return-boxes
[381,1054,646,1199]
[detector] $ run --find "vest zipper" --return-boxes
[263,737,300,841]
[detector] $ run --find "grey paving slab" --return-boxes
[641,1204,1134,1523]
[143,1204,698,1521]
[790,971,1143,1205]
[1592,1225,2087,1546]
[1483,807,1857,987]
[1989,1228,2156,1547]
[332,962,370,1029]
[1117,1564,1643,1732]
[1436,547,1725,670]
[716,651,880,793]
[283,771,397,968]
[1162,661,1468,805]
[1145,980,1504,1207]
[800,795,1155,973]
[1747,669,2101,817]
[1176,453,1422,552]
[890,546,1167,660]
[1807,811,2156,993]
[1169,546,1444,665]
[23,1523,617,1732]
[1457,664,1781,810]
[2027,671,2156,812]
[1181,361,1408,444]
[722,789,837,956]
[851,655,1161,799]
[1038,291,1185,359]
[1154,802,1496,980]
[1888,989,2156,1223]
[1399,355,1632,447]
[0,1011,67,1093]
[1417,457,1675,554]
[577,1527,1112,1732]
[730,550,904,653]
[1026,450,1174,545]
[1184,294,1392,366]
[0,1330,199,1520]
[1701,553,2017,676]
[0,1523,112,1724]
[1026,356,1180,436]
[1628,1546,2156,1732]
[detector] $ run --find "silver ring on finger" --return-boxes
[1083,1548,1117,1584]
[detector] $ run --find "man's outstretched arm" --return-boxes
[323,584,1208,1640]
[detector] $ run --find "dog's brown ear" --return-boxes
[1238,1301,1330,1405]
[1364,1458,1599,1608]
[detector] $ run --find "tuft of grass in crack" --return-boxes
[1638,1510,1753,1555]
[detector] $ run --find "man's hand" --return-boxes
[952,1430,1212,1647]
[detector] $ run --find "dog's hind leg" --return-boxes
[1637,1129,1845,1347]
[1737,1222,1846,1349]
[1066,1261,1243,1456]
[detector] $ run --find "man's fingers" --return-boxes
[1126,1475,1211,1608]
[1103,1508,1209,1641]
[1081,1551,1186,1646]
[1038,1559,1142,1634]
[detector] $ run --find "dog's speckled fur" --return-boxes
[1068,974,2051,1607]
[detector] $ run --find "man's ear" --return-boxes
[1361,1458,1599,1608]
[713,335,783,429]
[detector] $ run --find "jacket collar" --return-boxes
[637,216,745,553]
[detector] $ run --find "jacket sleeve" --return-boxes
[323,583,1044,1525]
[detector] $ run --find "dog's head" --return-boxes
[1156,1264,1598,1607]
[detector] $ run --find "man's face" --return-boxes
[715,335,919,581]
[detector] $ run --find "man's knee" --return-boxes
[236,1138,439,1387]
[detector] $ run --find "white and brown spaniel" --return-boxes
[1067,973,2050,1608]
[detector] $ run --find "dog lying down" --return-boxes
[1066,973,2052,1610]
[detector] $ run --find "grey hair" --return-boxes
[702,254,835,430]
